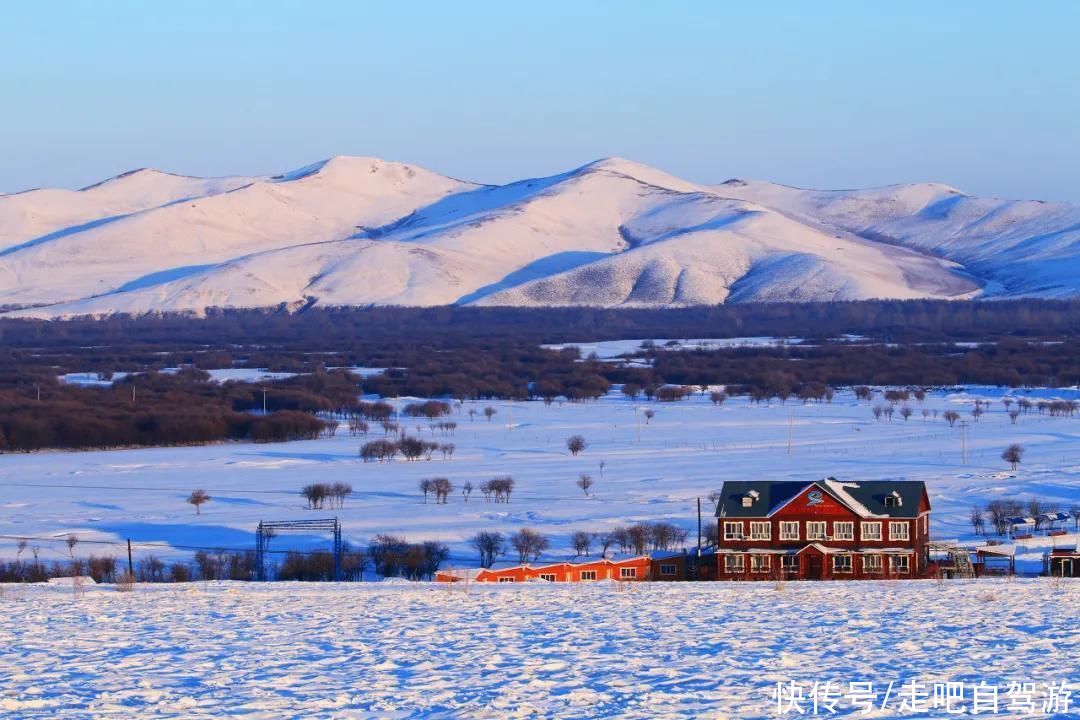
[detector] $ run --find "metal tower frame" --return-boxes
[255,517,343,581]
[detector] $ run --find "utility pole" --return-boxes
[262,387,267,414]
[636,407,641,443]
[127,539,134,581]
[36,384,41,402]
[131,384,136,406]
[697,497,702,551]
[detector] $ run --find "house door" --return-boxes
[805,554,823,580]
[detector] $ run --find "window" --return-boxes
[807,521,827,540]
[620,567,637,579]
[884,492,902,508]
[724,555,744,572]
[781,555,799,572]
[750,555,770,573]
[539,573,556,582]
[579,570,597,581]
[832,555,853,573]
[750,522,771,540]
[724,521,744,540]
[834,522,854,540]
[890,555,910,573]
[890,521,910,541]
[660,564,677,576]
[498,577,516,583]
[780,521,800,541]
[864,555,883,573]
[861,521,882,541]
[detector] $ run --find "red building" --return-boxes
[436,552,687,583]
[714,478,931,580]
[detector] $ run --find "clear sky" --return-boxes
[3,1,1078,201]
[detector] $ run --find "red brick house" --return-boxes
[714,478,931,580]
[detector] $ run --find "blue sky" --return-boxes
[3,1,1078,201]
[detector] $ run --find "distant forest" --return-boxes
[1,300,1078,451]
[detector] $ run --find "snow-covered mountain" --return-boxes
[2,156,1077,318]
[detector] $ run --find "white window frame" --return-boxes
[864,555,883,573]
[861,521,882,541]
[498,577,516,583]
[889,521,910,541]
[806,521,827,541]
[779,521,800,541]
[832,555,853,573]
[781,555,799,571]
[539,573,556,582]
[724,521,744,540]
[660,564,677,576]
[890,555,910,573]
[833,521,854,541]
[750,554,771,573]
[724,555,744,572]
[579,570,598,581]
[619,567,637,579]
[749,522,771,541]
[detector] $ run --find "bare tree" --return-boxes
[66,534,79,560]
[187,488,211,515]
[626,523,650,555]
[330,482,353,508]
[597,531,617,557]
[1008,409,1020,424]
[969,505,985,536]
[462,481,473,502]
[643,409,655,424]
[872,405,884,421]
[483,406,497,422]
[470,531,505,568]
[567,435,587,456]
[419,478,434,504]
[432,477,453,504]
[1002,443,1024,471]
[900,406,913,422]
[576,473,594,496]
[709,391,727,406]
[511,528,550,564]
[971,405,984,422]
[571,530,593,557]
[943,410,960,427]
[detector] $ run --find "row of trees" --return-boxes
[469,528,551,567]
[358,437,455,462]
[971,499,1080,536]
[466,521,691,568]
[300,482,354,509]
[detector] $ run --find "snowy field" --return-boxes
[1,387,1079,571]
[1,579,1077,718]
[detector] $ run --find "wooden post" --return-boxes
[127,539,134,580]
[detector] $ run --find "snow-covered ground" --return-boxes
[1,387,1078,571]
[541,336,804,359]
[0,579,1076,718]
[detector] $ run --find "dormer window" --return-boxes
[741,490,760,508]
[884,491,902,508]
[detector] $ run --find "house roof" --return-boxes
[715,478,927,519]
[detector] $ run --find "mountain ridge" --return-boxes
[2,156,1077,318]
